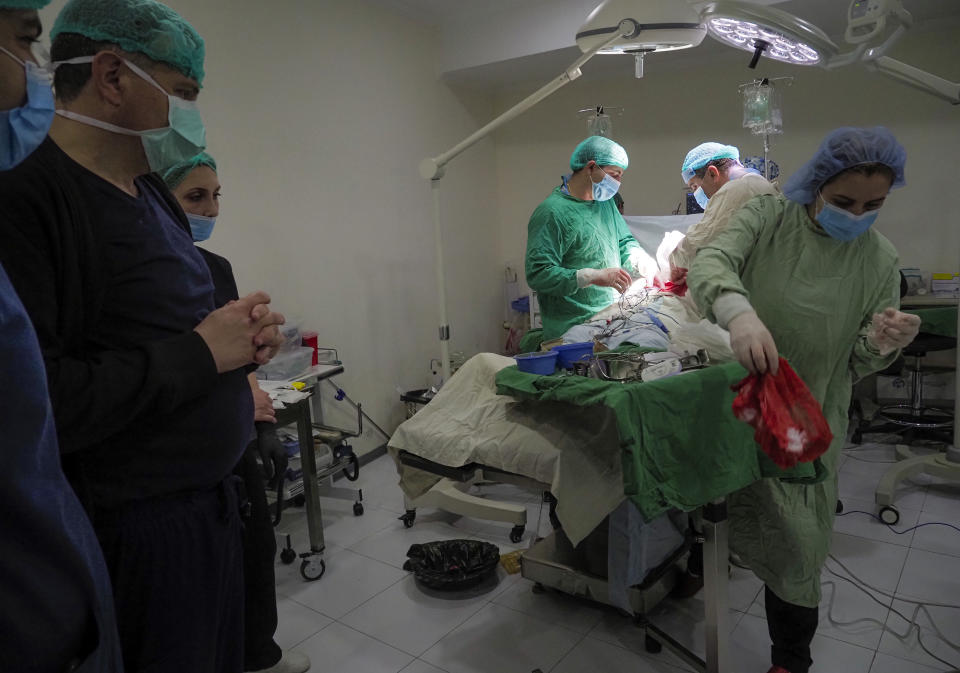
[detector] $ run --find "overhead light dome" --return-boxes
[701,1,838,65]
[576,0,707,55]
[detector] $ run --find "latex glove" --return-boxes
[867,307,922,355]
[584,267,633,293]
[255,423,289,484]
[728,311,779,376]
[627,247,658,283]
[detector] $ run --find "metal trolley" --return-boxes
[269,368,365,582]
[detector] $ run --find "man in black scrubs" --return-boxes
[0,0,285,670]
[0,2,122,671]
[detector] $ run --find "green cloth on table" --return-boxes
[688,194,901,608]
[908,306,957,339]
[525,187,640,341]
[495,362,822,521]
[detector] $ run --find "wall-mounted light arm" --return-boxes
[419,29,625,182]
[419,26,628,385]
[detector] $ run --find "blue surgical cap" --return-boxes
[161,152,217,189]
[0,0,51,8]
[570,136,629,172]
[51,0,206,84]
[681,142,740,182]
[783,126,906,204]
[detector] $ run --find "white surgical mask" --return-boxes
[52,57,206,173]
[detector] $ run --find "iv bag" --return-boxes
[742,81,783,136]
[587,113,613,137]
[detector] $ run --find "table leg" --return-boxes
[702,499,730,673]
[297,399,326,554]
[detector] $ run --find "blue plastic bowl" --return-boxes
[515,350,558,375]
[551,342,594,369]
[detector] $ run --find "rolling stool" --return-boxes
[871,333,957,524]
[851,333,955,446]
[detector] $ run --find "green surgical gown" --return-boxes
[688,194,900,607]
[525,188,640,340]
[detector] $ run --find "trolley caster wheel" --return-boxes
[510,525,525,543]
[532,583,545,594]
[836,500,844,514]
[293,494,306,507]
[353,502,364,516]
[879,506,900,526]
[300,557,326,582]
[280,547,296,565]
[644,634,662,654]
[399,510,416,528]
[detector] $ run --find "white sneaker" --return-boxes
[248,651,311,673]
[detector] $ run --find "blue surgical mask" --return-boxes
[52,57,206,173]
[0,47,55,171]
[188,213,216,242]
[693,186,710,210]
[591,166,620,202]
[816,194,878,241]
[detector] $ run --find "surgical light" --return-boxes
[699,0,958,105]
[700,2,838,68]
[576,0,706,78]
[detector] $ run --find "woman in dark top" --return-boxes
[163,153,311,673]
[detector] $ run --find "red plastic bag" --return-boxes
[652,267,688,297]
[731,358,833,469]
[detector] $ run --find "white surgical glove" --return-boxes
[577,267,632,293]
[867,307,922,355]
[728,310,779,376]
[627,246,658,283]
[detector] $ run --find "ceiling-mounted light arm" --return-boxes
[868,56,960,105]
[822,43,867,70]
[418,28,626,181]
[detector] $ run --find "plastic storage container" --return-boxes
[514,350,558,375]
[257,346,314,380]
[551,342,594,369]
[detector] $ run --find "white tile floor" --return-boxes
[270,442,960,673]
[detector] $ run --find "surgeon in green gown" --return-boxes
[525,136,655,341]
[688,127,921,673]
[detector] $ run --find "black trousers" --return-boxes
[686,528,818,673]
[235,448,282,671]
[765,585,819,673]
[95,481,245,673]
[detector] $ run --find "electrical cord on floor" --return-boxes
[835,510,960,536]
[842,453,898,464]
[822,553,960,671]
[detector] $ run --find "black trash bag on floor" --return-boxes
[403,539,500,590]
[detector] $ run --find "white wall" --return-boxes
[492,18,960,291]
[40,0,504,450]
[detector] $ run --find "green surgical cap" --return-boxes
[50,0,205,84]
[681,142,740,182]
[0,0,52,8]
[570,136,629,172]
[161,152,217,189]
